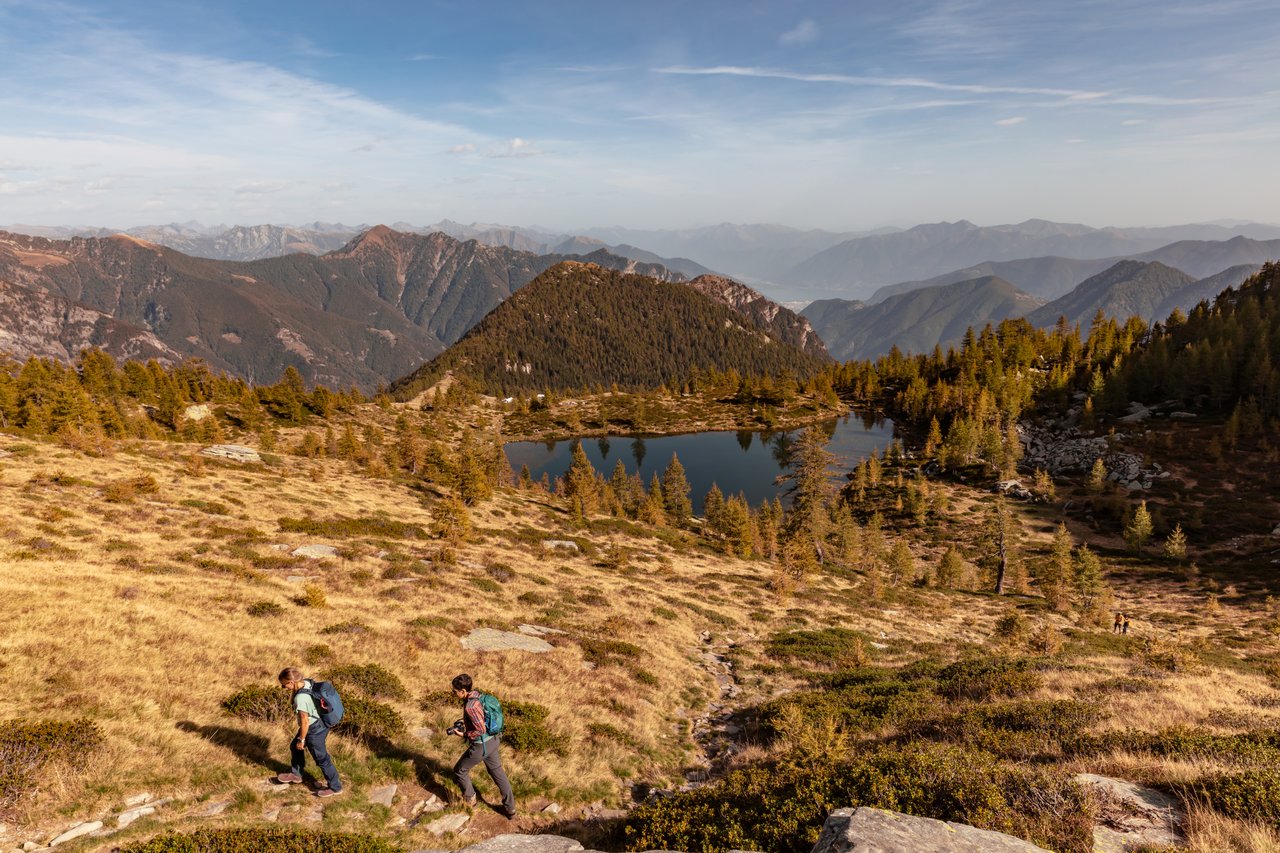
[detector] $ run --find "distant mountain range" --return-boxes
[804,258,1275,361]
[783,220,1280,299]
[391,262,830,398]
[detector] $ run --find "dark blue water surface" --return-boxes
[503,414,895,513]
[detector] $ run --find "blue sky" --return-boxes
[1,0,1278,230]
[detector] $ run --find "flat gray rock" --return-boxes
[1075,774,1183,850]
[292,544,339,559]
[200,443,261,463]
[369,784,398,807]
[49,822,103,847]
[463,836,584,853]
[461,628,554,653]
[541,539,580,553]
[424,813,470,836]
[811,807,1050,853]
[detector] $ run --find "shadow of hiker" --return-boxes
[176,720,289,774]
[363,735,454,802]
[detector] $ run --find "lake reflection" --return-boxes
[504,413,894,513]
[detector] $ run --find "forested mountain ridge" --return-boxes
[804,276,1043,361]
[1025,260,1194,328]
[684,274,829,359]
[391,262,830,397]
[0,228,685,390]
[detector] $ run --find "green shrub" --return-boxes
[767,628,870,670]
[1184,771,1280,825]
[336,695,405,741]
[247,600,284,617]
[120,827,402,852]
[325,664,408,701]
[220,685,292,723]
[278,516,424,540]
[934,657,1043,701]
[910,700,1099,760]
[503,700,569,755]
[578,636,644,666]
[0,718,102,809]
[623,742,1091,853]
[320,620,370,635]
[303,644,333,664]
[1063,726,1280,766]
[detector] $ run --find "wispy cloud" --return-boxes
[779,19,819,47]
[994,116,1025,125]
[487,138,541,158]
[448,143,476,154]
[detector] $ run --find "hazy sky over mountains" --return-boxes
[1,0,1277,230]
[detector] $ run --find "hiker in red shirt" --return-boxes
[449,673,517,818]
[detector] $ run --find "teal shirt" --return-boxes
[293,680,320,725]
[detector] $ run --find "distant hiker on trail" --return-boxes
[276,667,344,798]
[449,673,517,819]
[1123,615,1131,635]
[1113,613,1124,633]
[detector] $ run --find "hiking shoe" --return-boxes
[503,808,518,820]
[316,787,343,799]
[462,796,477,808]
[275,772,303,784]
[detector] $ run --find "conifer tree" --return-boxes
[936,546,965,589]
[1087,458,1108,494]
[562,441,599,522]
[780,427,836,562]
[432,495,472,545]
[887,540,915,587]
[703,483,726,534]
[1075,544,1107,616]
[1164,522,1188,562]
[641,473,666,526]
[721,495,755,558]
[1038,523,1074,610]
[662,453,692,527]
[1125,500,1154,554]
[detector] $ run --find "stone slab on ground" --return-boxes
[292,544,340,559]
[117,805,156,828]
[462,835,585,853]
[369,784,398,807]
[123,793,152,807]
[424,813,471,836]
[411,794,446,816]
[518,624,566,637]
[811,807,1050,853]
[541,540,580,553]
[460,628,554,653]
[1075,773,1183,851]
[194,799,232,817]
[199,444,261,463]
[49,822,104,847]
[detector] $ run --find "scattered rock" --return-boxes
[1075,773,1183,851]
[117,805,157,828]
[262,806,281,822]
[286,575,309,583]
[541,540,580,553]
[424,813,470,837]
[369,784,398,807]
[413,726,437,741]
[24,842,41,852]
[460,628,554,653]
[303,806,324,824]
[542,802,562,814]
[0,449,11,459]
[199,444,261,463]
[812,807,1050,853]
[123,793,152,807]
[184,404,212,422]
[995,479,1033,500]
[48,822,104,847]
[1169,411,1197,419]
[463,835,584,853]
[412,794,446,816]
[194,799,231,817]
[292,544,340,559]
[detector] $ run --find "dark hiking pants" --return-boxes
[292,724,342,791]
[454,735,515,813]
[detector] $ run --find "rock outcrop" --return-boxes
[1018,421,1166,490]
[811,807,1051,853]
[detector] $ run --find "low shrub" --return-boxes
[623,742,1091,853]
[578,637,644,666]
[325,664,408,701]
[247,600,284,617]
[1184,771,1280,825]
[503,700,569,755]
[336,695,405,741]
[120,827,402,853]
[103,474,160,503]
[934,657,1043,701]
[0,718,102,811]
[1063,726,1280,766]
[320,620,370,635]
[303,644,333,664]
[220,685,291,723]
[278,516,424,540]
[767,628,869,670]
[910,700,1099,760]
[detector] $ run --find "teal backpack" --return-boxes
[479,693,504,737]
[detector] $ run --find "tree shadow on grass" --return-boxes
[176,720,289,774]
[363,735,455,801]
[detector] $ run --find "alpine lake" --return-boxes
[503,412,895,514]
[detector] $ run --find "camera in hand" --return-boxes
[447,718,465,736]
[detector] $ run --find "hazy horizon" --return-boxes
[2,0,1279,230]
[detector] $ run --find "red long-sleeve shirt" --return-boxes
[462,690,489,742]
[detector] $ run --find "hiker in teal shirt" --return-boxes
[275,667,343,797]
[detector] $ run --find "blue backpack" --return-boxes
[479,693,504,736]
[302,681,345,727]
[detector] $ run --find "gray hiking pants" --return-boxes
[453,735,515,813]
